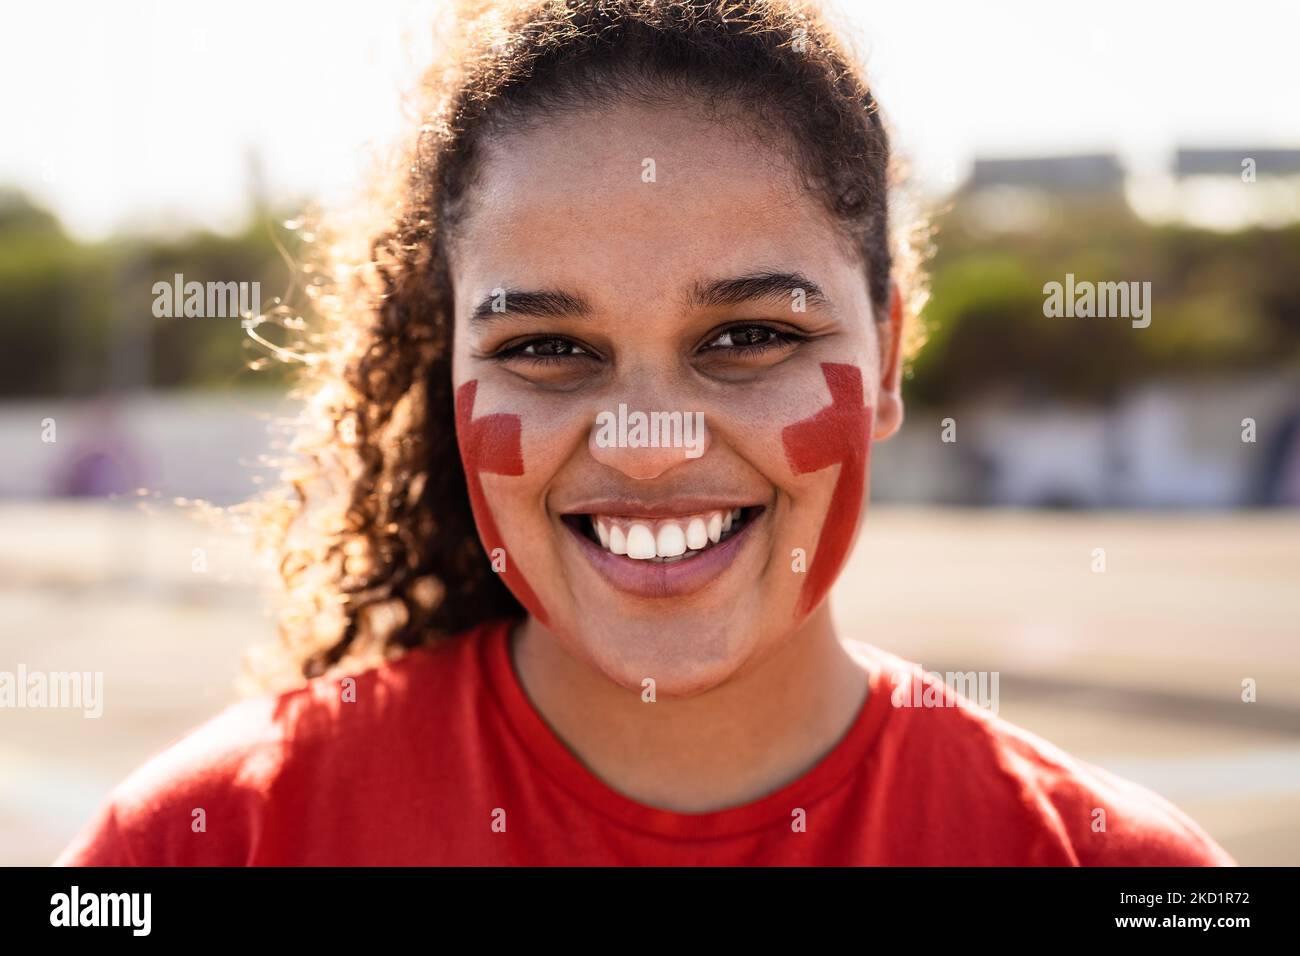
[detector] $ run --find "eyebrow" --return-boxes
[469,289,592,324]
[687,271,829,311]
[468,270,828,323]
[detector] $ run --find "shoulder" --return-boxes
[849,643,1235,866]
[56,621,502,866]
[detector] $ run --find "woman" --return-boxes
[59,0,1232,865]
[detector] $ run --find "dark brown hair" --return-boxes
[251,0,927,689]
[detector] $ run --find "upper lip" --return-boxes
[558,496,763,518]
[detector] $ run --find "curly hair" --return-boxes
[249,0,929,690]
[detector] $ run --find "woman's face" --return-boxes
[448,101,903,695]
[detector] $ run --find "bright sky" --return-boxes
[4,0,1297,240]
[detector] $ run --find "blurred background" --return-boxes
[2,0,1297,864]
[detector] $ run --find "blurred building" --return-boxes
[1175,148,1300,178]
[956,148,1300,231]
[966,153,1127,196]
[873,375,1300,508]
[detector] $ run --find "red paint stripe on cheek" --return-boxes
[454,380,549,626]
[780,362,873,617]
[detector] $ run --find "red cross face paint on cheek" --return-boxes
[454,379,550,627]
[781,362,873,617]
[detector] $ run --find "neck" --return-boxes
[510,605,869,813]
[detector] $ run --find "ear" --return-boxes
[872,280,905,441]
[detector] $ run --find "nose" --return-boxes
[588,402,712,480]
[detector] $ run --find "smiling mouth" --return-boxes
[562,507,763,563]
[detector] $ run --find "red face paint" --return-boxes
[781,362,873,617]
[454,379,549,627]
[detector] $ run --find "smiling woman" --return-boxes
[56,0,1234,867]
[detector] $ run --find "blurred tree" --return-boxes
[0,190,300,398]
[1,190,1297,403]
[906,199,1300,407]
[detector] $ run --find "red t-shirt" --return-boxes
[57,618,1234,866]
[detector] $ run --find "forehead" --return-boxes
[447,102,857,310]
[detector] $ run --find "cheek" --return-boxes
[454,379,552,626]
[777,362,873,617]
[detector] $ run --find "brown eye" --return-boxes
[520,337,589,358]
[493,336,596,365]
[711,326,773,348]
[702,324,805,354]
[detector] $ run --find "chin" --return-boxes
[562,606,765,698]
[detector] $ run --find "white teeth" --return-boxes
[656,523,686,557]
[587,508,752,559]
[626,523,657,560]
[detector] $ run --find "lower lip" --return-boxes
[563,511,764,599]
